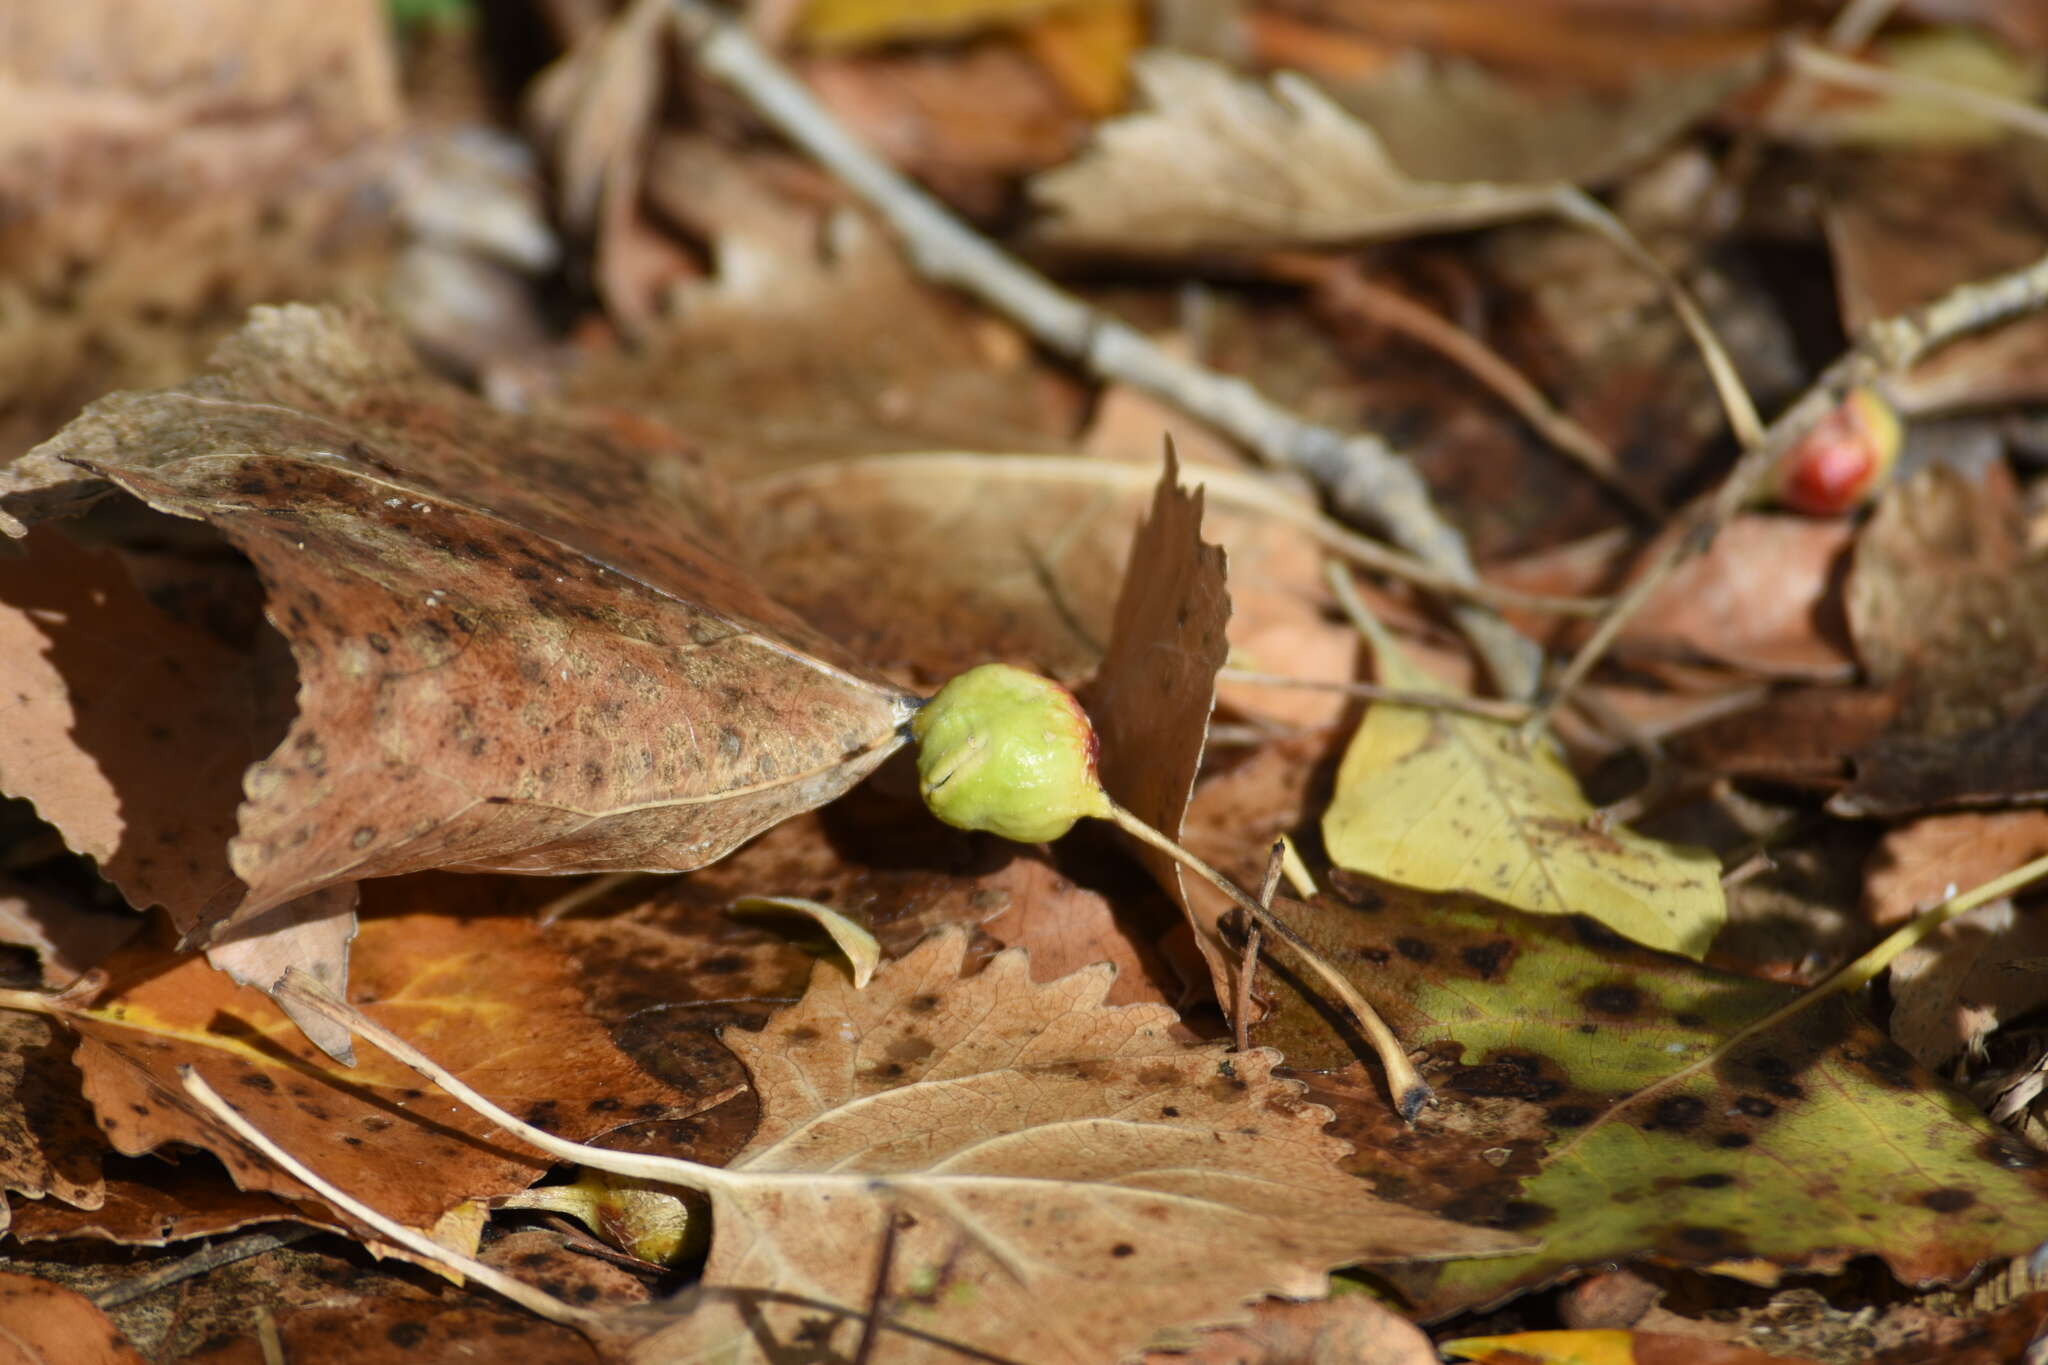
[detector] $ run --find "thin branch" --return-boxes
[176,1068,602,1330]
[1098,798,1430,1120]
[1550,850,2048,1167]
[1217,667,1532,723]
[91,1227,320,1310]
[662,0,1541,697]
[1788,41,2048,145]
[1271,251,1662,518]
[1529,248,2048,734]
[1232,843,1285,1053]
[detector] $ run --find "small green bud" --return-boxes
[912,663,1112,844]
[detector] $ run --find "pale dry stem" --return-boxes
[1099,799,1432,1120]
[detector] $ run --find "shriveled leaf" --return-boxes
[1247,883,2048,1317]
[728,895,881,989]
[1323,612,1725,958]
[62,910,690,1239]
[6,1159,329,1246]
[1835,463,2048,815]
[1031,53,1560,253]
[0,304,913,942]
[0,1012,105,1233]
[1089,450,1233,982]
[0,1270,145,1365]
[634,929,1525,1364]
[737,451,1354,721]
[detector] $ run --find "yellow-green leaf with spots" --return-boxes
[1321,610,1724,958]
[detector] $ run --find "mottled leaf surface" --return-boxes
[1249,883,2048,1317]
[0,304,912,935]
[633,929,1523,1365]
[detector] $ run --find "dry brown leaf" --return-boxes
[0,528,291,933]
[0,0,398,460]
[1032,52,1561,253]
[1825,148,2048,413]
[1836,463,2048,815]
[1088,452,1236,996]
[0,1012,105,1236]
[738,451,1355,723]
[1888,899,2048,1070]
[61,910,690,1240]
[1866,810,2048,925]
[0,1269,144,1365]
[0,304,912,946]
[1147,1294,1438,1365]
[566,150,1077,474]
[628,929,1525,1363]
[0,874,137,989]
[176,1302,599,1365]
[6,1159,326,1246]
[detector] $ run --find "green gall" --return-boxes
[912,663,1111,844]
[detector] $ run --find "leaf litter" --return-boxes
[12,3,2048,1361]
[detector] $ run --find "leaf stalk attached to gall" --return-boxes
[911,662,1431,1119]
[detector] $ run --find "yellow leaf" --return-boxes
[1018,0,1141,116]
[798,0,1111,49]
[1442,1329,1637,1365]
[1321,611,1724,958]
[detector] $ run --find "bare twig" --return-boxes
[1529,248,2048,734]
[177,1068,602,1329]
[1272,252,1661,518]
[91,1226,321,1310]
[662,0,1541,697]
[1787,42,2048,145]
[1217,667,1532,723]
[852,1206,904,1365]
[1232,843,1285,1053]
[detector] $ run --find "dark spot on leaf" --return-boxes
[1360,947,1390,965]
[1734,1095,1777,1118]
[1394,936,1434,963]
[1846,1042,1918,1090]
[589,1097,621,1112]
[386,1323,428,1348]
[1921,1187,1977,1213]
[1460,941,1511,978]
[238,1073,277,1093]
[1716,1133,1753,1149]
[1644,1095,1707,1132]
[1675,1012,1707,1029]
[908,994,940,1013]
[1765,1078,1806,1100]
[1161,1106,1180,1118]
[1111,1243,1135,1257]
[1686,1172,1735,1189]
[575,1284,600,1303]
[787,1026,820,1044]
[343,1136,362,1147]
[1582,982,1645,1016]
[1545,1104,1596,1128]
[1676,1225,1732,1250]
[367,632,391,654]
